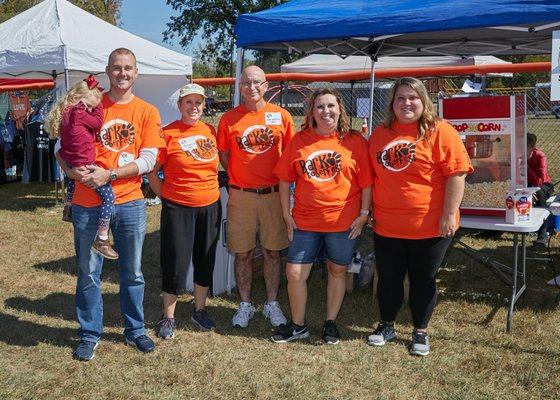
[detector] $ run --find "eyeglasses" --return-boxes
[240,80,267,88]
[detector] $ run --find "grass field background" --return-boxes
[1,183,559,399]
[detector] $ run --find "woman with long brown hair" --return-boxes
[367,77,472,356]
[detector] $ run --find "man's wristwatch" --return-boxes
[360,209,371,216]
[108,170,118,182]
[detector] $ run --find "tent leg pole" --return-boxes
[234,48,244,107]
[368,59,376,137]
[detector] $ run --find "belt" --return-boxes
[229,184,279,195]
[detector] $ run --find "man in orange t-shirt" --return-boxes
[217,66,294,329]
[56,48,164,361]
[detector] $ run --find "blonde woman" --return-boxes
[48,75,117,259]
[367,77,472,356]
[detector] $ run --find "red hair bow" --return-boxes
[84,74,100,90]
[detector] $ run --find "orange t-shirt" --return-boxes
[217,102,294,188]
[9,93,31,129]
[274,128,373,232]
[158,120,219,207]
[368,120,473,239]
[73,94,164,207]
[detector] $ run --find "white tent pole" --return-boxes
[234,48,244,107]
[368,57,376,137]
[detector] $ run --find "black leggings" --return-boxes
[160,198,221,294]
[374,233,452,329]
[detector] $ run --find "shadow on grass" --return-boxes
[0,182,61,212]
[0,312,122,348]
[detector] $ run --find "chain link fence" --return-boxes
[200,71,560,182]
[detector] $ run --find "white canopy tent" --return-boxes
[0,0,193,123]
[281,55,511,75]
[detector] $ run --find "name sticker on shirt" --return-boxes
[178,137,199,152]
[118,151,134,167]
[265,112,282,126]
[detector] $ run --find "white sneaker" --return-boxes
[263,301,287,327]
[232,301,256,328]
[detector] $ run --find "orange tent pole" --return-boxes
[193,61,551,86]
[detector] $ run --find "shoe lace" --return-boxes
[194,310,211,324]
[413,331,427,345]
[267,302,284,319]
[236,303,252,318]
[374,323,393,337]
[158,318,174,331]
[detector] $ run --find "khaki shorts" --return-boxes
[226,188,288,253]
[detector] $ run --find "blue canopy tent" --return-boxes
[234,0,560,130]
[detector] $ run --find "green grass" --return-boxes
[1,183,559,399]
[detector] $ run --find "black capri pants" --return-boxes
[160,198,221,295]
[374,233,452,329]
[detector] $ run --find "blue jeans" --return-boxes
[73,199,147,343]
[287,229,357,266]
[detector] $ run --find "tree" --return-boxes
[0,0,122,24]
[164,0,290,76]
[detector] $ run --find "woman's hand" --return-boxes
[349,214,369,240]
[283,213,298,242]
[439,213,457,238]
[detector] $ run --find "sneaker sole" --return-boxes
[367,335,396,346]
[155,332,174,340]
[91,246,119,260]
[125,338,155,353]
[323,338,340,345]
[270,331,310,343]
[409,348,430,356]
[73,342,99,361]
[191,316,215,331]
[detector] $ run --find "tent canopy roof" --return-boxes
[0,0,192,77]
[235,0,560,57]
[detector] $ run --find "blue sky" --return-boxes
[120,0,199,55]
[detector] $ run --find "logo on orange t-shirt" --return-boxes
[178,135,217,162]
[377,139,416,172]
[98,119,136,152]
[235,125,275,154]
[299,149,342,182]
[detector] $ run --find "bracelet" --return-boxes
[360,209,370,216]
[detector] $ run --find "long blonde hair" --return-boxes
[45,81,102,138]
[384,77,440,140]
[302,88,353,142]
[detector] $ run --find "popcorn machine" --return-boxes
[439,95,527,215]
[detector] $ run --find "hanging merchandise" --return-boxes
[8,92,31,130]
[22,89,58,183]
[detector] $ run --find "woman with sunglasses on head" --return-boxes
[367,77,472,356]
[271,88,372,345]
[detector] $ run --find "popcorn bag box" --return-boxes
[505,189,532,224]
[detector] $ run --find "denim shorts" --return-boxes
[287,229,357,266]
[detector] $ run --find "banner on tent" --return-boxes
[552,30,560,101]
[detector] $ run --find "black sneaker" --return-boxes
[73,340,99,361]
[191,309,216,331]
[270,322,309,343]
[125,334,155,353]
[409,331,430,356]
[322,320,340,345]
[367,322,397,346]
[155,316,176,339]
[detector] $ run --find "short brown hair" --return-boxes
[108,48,137,67]
[527,132,537,148]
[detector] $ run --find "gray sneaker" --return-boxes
[367,322,397,346]
[191,309,216,331]
[155,316,175,340]
[409,331,430,356]
[232,301,256,328]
